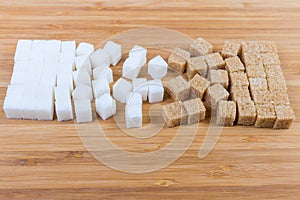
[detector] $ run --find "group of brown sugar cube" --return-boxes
[162,38,295,129]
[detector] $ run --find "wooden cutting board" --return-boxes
[1,0,300,199]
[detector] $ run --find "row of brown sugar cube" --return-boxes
[164,38,295,129]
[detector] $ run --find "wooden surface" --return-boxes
[1,0,300,199]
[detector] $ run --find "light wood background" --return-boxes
[1,0,300,199]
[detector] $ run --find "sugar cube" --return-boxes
[133,78,148,101]
[190,74,210,99]
[189,38,213,57]
[20,86,37,120]
[236,100,256,126]
[270,90,290,105]
[92,77,110,98]
[205,52,225,69]
[61,41,76,55]
[230,86,251,102]
[55,98,74,122]
[74,99,93,123]
[264,64,283,78]
[103,41,122,66]
[3,85,23,119]
[59,52,75,69]
[216,100,236,126]
[93,66,113,83]
[122,57,143,80]
[245,63,266,78]
[129,45,147,67]
[125,104,142,128]
[72,84,93,101]
[251,89,271,105]
[34,96,54,121]
[90,48,111,68]
[165,76,190,101]
[75,55,92,75]
[229,71,249,86]
[96,93,116,120]
[73,68,91,86]
[14,40,32,61]
[76,42,94,56]
[205,83,229,110]
[249,78,268,94]
[148,79,164,103]
[225,56,244,73]
[259,41,277,54]
[183,98,206,125]
[273,105,295,129]
[255,104,276,128]
[113,78,132,103]
[267,75,287,91]
[187,56,207,80]
[148,55,168,79]
[162,101,188,128]
[208,69,229,89]
[168,48,190,73]
[126,92,142,105]
[55,86,71,101]
[242,53,262,67]
[221,41,241,58]
[261,53,280,65]
[57,72,74,93]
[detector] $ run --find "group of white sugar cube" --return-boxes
[112,45,167,128]
[4,39,168,128]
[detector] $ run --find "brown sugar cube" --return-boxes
[242,52,262,67]
[230,86,251,102]
[183,98,206,125]
[165,75,190,101]
[221,41,241,58]
[255,104,277,128]
[249,78,268,95]
[205,83,229,110]
[225,56,245,73]
[259,41,277,54]
[241,41,260,55]
[205,52,225,69]
[162,101,188,128]
[261,53,280,65]
[236,100,256,126]
[216,100,236,126]
[264,64,283,78]
[187,56,208,80]
[245,63,266,78]
[267,75,287,91]
[208,69,229,89]
[168,48,191,73]
[273,105,295,129]
[190,74,210,99]
[229,71,249,86]
[189,38,213,57]
[270,90,290,105]
[251,89,271,105]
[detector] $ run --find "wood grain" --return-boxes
[1,0,300,199]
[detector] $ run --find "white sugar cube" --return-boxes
[76,42,94,56]
[57,72,74,93]
[74,99,93,123]
[55,98,73,121]
[59,52,75,69]
[122,57,142,80]
[72,84,93,101]
[125,104,142,128]
[148,55,168,79]
[75,55,92,75]
[40,64,57,87]
[20,86,37,120]
[14,40,32,61]
[126,92,142,105]
[55,86,71,101]
[57,62,73,73]
[133,78,148,101]
[92,77,110,98]
[129,45,147,67]
[44,52,59,63]
[34,96,54,121]
[103,41,122,66]
[3,96,22,119]
[90,48,110,69]
[95,93,116,120]
[113,78,132,103]
[73,68,91,87]
[93,66,113,83]
[61,40,76,55]
[31,40,46,61]
[46,40,61,54]
[148,79,164,103]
